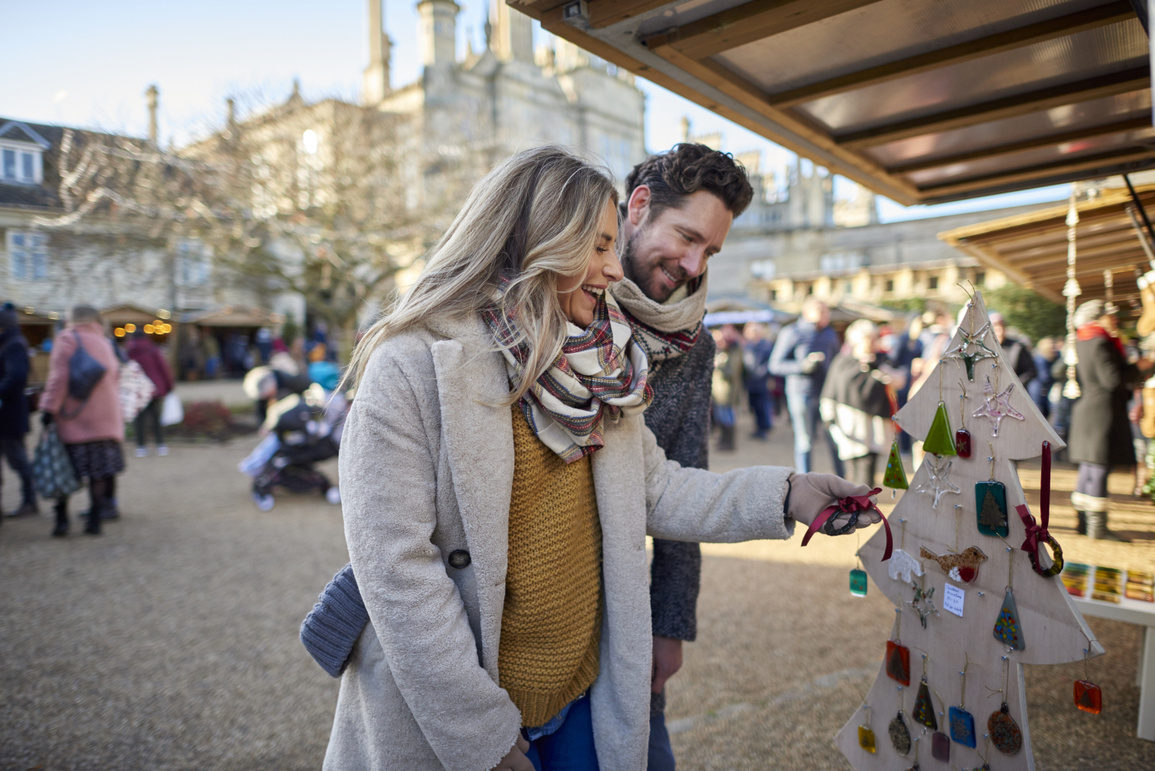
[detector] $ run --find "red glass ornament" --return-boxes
[886,640,911,686]
[955,427,972,458]
[1074,680,1102,714]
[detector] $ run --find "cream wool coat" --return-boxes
[324,315,794,771]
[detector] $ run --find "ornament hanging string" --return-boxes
[887,387,900,437]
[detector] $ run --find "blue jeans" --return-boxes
[525,692,599,771]
[785,391,844,476]
[747,388,773,436]
[648,710,676,771]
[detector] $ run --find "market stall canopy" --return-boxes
[101,303,172,327]
[511,0,1155,205]
[938,183,1155,306]
[182,306,283,328]
[703,298,796,326]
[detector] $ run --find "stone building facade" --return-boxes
[0,117,268,320]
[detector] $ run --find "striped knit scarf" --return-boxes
[611,274,706,366]
[483,285,654,464]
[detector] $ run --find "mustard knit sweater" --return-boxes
[499,407,604,727]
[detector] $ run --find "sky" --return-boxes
[4,0,1067,222]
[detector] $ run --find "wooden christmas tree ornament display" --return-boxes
[832,291,1104,771]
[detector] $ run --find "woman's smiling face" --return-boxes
[556,198,623,328]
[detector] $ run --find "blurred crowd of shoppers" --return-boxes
[707,297,1155,542]
[0,303,344,539]
[178,323,335,383]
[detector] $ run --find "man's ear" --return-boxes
[626,185,651,227]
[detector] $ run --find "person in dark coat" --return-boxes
[990,312,1037,390]
[742,322,776,440]
[769,298,844,475]
[0,307,38,519]
[1067,300,1151,540]
[126,330,175,457]
[1028,336,1059,419]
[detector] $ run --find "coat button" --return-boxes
[448,550,471,569]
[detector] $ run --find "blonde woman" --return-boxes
[325,146,877,771]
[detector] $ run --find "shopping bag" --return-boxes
[160,391,184,426]
[32,425,81,500]
[119,360,156,422]
[67,331,108,401]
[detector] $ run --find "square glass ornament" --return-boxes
[850,568,868,597]
[885,640,911,685]
[1074,680,1103,714]
[948,706,977,748]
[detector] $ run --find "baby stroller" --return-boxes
[240,383,349,511]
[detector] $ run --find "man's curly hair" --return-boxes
[624,143,753,221]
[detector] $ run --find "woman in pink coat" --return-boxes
[40,305,125,536]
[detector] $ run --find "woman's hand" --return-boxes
[491,733,533,771]
[787,472,879,530]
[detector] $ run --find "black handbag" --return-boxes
[60,331,108,417]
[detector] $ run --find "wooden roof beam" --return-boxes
[642,40,922,202]
[1010,241,1146,269]
[885,117,1153,175]
[643,0,886,60]
[515,0,671,27]
[991,224,1139,254]
[587,0,671,28]
[949,204,1155,246]
[997,235,1136,262]
[769,2,1136,108]
[915,146,1155,199]
[1025,259,1150,287]
[839,67,1150,149]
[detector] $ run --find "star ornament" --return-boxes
[943,318,999,381]
[971,377,1025,437]
[913,455,961,509]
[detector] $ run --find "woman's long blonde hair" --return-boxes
[345,145,618,401]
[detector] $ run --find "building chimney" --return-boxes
[363,0,392,105]
[226,97,237,140]
[417,0,459,69]
[146,84,159,146]
[491,1,533,63]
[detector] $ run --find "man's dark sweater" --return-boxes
[645,329,713,713]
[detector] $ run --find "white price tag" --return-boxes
[942,583,965,617]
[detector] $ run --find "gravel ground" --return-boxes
[1,383,1152,770]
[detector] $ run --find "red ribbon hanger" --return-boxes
[1015,441,1063,576]
[801,487,893,561]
